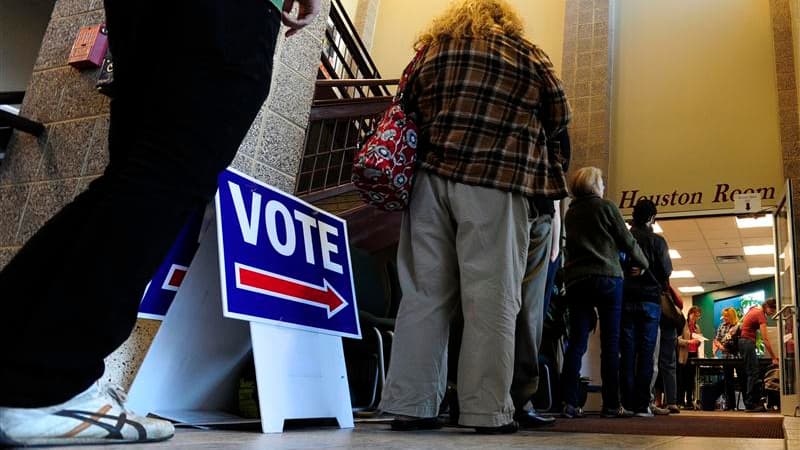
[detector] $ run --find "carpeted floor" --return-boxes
[537,413,784,439]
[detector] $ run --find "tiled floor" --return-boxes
[61,420,787,450]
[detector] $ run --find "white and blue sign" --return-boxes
[215,168,361,339]
[139,210,204,320]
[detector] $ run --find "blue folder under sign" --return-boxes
[215,168,361,339]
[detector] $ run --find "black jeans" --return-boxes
[562,276,623,410]
[0,0,280,407]
[740,338,762,408]
[677,351,698,406]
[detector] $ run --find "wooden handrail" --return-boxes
[316,78,399,88]
[0,109,44,137]
[309,96,392,121]
[0,91,25,105]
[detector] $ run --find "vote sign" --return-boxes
[139,210,204,320]
[216,168,361,339]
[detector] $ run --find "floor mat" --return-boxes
[537,413,783,439]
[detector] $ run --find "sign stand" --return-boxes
[129,168,360,433]
[250,323,354,433]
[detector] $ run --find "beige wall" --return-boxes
[792,0,800,124]
[609,0,784,215]
[339,0,359,20]
[370,0,567,78]
[0,0,52,93]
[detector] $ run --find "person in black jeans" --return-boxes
[619,200,672,417]
[0,0,320,446]
[560,166,648,419]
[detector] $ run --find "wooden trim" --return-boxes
[298,183,356,202]
[309,97,391,121]
[315,78,399,88]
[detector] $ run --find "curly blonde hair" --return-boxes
[414,0,525,50]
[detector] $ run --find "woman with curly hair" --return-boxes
[379,0,570,435]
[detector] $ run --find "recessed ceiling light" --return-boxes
[749,267,776,276]
[679,286,704,293]
[743,245,775,255]
[670,270,695,279]
[736,215,773,229]
[653,222,663,233]
[669,249,681,259]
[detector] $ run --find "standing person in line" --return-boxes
[510,130,570,429]
[740,299,778,412]
[619,200,672,417]
[655,284,684,414]
[379,0,570,435]
[560,166,648,419]
[677,306,702,409]
[712,307,740,410]
[0,0,320,446]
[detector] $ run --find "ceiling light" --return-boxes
[679,286,704,293]
[749,267,776,276]
[670,270,695,279]
[653,222,663,233]
[669,249,681,259]
[743,245,775,255]
[736,215,773,228]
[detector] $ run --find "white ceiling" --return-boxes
[655,215,775,296]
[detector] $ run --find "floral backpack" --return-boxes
[351,47,427,211]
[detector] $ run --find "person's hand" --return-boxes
[629,267,645,276]
[282,0,321,38]
[772,357,779,366]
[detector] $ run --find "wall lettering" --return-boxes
[618,183,776,210]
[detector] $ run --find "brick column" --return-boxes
[561,0,611,176]
[0,0,331,390]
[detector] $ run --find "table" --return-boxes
[687,357,773,409]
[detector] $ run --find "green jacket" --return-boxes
[563,194,648,284]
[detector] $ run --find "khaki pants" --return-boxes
[379,171,532,427]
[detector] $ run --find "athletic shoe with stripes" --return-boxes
[0,382,174,447]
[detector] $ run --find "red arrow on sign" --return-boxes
[234,262,348,318]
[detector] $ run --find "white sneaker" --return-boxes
[0,382,174,447]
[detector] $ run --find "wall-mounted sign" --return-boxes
[68,24,108,69]
[616,182,777,212]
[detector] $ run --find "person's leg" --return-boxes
[619,302,637,411]
[659,326,679,406]
[723,364,736,410]
[0,0,280,408]
[686,352,697,407]
[649,325,661,406]
[511,215,552,412]
[561,281,595,410]
[380,172,460,421]
[595,277,624,412]
[452,182,530,429]
[739,339,761,409]
[633,302,660,413]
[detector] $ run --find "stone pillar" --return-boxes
[354,0,381,52]
[561,0,611,177]
[0,0,331,390]
[769,0,800,281]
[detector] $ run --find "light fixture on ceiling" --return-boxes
[679,286,704,293]
[736,215,773,229]
[670,270,695,279]
[669,249,681,259]
[653,222,663,233]
[743,245,775,255]
[749,267,776,276]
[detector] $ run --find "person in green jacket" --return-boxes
[560,166,648,419]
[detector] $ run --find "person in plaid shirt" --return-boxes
[379,0,570,435]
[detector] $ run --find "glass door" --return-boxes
[774,179,800,415]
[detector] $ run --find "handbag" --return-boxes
[720,323,741,353]
[351,47,427,211]
[660,287,686,331]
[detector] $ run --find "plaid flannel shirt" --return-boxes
[407,30,571,198]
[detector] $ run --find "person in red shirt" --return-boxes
[740,298,778,412]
